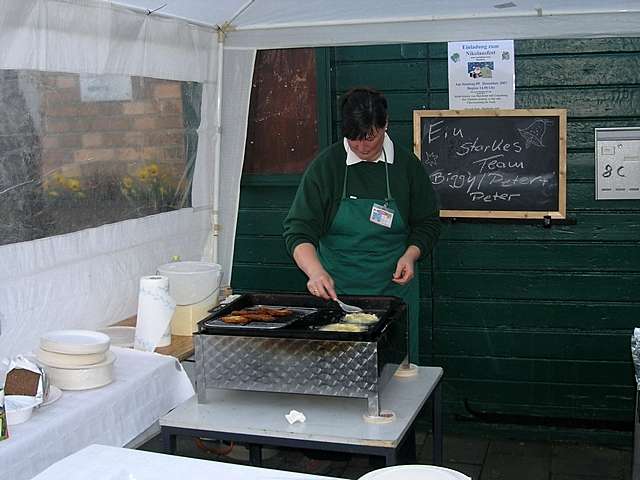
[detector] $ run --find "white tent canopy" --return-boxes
[1,0,639,356]
[114,0,640,48]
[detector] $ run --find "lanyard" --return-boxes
[342,148,392,206]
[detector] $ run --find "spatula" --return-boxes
[334,297,363,313]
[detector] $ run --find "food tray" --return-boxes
[203,305,317,330]
[198,293,405,341]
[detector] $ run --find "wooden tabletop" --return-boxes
[115,317,195,361]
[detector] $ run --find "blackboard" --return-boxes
[413,109,567,219]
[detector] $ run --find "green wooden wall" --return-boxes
[232,38,640,441]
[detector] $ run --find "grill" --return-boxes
[194,293,408,416]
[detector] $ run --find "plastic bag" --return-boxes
[631,328,640,388]
[0,388,8,440]
[2,356,48,405]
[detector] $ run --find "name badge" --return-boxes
[370,203,394,228]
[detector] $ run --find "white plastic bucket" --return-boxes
[358,465,471,480]
[156,261,222,306]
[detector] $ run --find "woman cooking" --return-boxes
[283,87,441,334]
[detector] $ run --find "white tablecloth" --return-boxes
[0,347,195,480]
[31,444,339,480]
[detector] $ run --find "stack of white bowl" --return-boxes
[36,330,116,390]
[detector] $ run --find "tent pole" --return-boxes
[230,7,640,31]
[208,2,253,265]
[211,27,226,265]
[227,0,256,25]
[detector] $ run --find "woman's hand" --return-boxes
[306,269,336,300]
[293,243,337,300]
[392,245,421,285]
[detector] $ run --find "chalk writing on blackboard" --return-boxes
[413,109,567,219]
[518,119,553,148]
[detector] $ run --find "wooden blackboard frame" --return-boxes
[413,109,567,219]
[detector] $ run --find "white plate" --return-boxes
[41,350,116,391]
[40,330,110,355]
[36,348,106,368]
[358,465,470,480]
[98,326,135,348]
[41,385,63,406]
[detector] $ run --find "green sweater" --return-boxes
[283,141,441,257]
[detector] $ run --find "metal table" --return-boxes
[160,365,443,467]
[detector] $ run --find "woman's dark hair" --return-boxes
[340,87,388,140]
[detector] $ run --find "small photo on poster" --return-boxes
[468,62,494,79]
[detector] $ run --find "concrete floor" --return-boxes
[138,430,634,479]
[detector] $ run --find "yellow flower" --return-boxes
[147,163,159,177]
[54,172,66,185]
[137,167,149,181]
[48,190,59,197]
[66,178,81,192]
[122,176,134,189]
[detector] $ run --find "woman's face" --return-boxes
[347,126,386,161]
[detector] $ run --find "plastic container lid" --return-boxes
[98,326,135,348]
[157,261,222,305]
[41,350,116,391]
[36,347,106,368]
[40,330,111,355]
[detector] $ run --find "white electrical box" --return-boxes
[595,127,640,200]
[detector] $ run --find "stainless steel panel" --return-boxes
[197,336,378,396]
[195,304,407,416]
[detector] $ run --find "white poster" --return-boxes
[80,74,132,102]
[448,40,515,109]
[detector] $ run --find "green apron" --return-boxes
[317,154,419,358]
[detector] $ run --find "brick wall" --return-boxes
[38,73,186,179]
[0,69,198,245]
